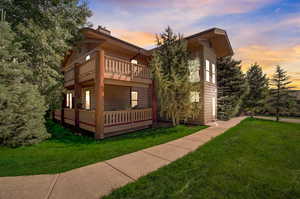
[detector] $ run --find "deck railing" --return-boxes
[63,52,152,86]
[105,55,152,80]
[104,108,152,127]
[54,108,152,135]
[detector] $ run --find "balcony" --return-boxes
[54,108,152,137]
[64,51,152,87]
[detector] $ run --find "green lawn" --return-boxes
[104,118,300,199]
[0,121,206,177]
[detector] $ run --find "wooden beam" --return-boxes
[95,48,105,139]
[74,63,81,128]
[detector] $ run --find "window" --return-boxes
[131,59,138,64]
[212,97,216,117]
[212,63,216,84]
[205,60,210,82]
[188,59,200,82]
[85,90,91,110]
[131,91,138,108]
[190,91,200,103]
[66,92,73,109]
[85,55,91,61]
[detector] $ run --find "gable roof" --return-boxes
[77,27,233,58]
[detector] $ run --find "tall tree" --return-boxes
[0,21,50,147]
[151,27,194,126]
[0,0,92,110]
[268,65,293,121]
[243,63,269,116]
[217,57,248,120]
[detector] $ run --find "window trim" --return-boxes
[212,63,216,84]
[205,60,210,82]
[131,91,138,108]
[66,92,73,109]
[212,97,216,117]
[85,90,91,110]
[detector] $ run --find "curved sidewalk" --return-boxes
[0,117,246,199]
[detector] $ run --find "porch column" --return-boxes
[95,48,105,139]
[61,93,66,124]
[151,80,158,124]
[74,63,81,128]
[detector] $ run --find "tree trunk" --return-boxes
[276,107,279,122]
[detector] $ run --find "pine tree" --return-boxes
[243,63,269,116]
[268,65,293,121]
[0,0,91,110]
[217,57,248,120]
[151,27,194,126]
[0,21,50,147]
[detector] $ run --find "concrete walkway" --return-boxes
[255,116,300,124]
[0,117,246,199]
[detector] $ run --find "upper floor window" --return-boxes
[131,91,138,108]
[131,59,138,64]
[85,55,91,61]
[205,60,210,82]
[66,92,73,109]
[190,91,200,103]
[212,63,216,84]
[85,90,91,110]
[188,58,200,82]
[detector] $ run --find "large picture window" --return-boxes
[205,60,210,82]
[131,91,138,108]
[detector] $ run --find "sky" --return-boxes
[88,0,300,89]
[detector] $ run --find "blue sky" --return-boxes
[88,0,300,88]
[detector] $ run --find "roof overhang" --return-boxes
[185,28,234,57]
[80,28,151,56]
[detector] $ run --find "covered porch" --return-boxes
[54,82,154,138]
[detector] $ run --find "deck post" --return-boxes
[61,93,66,124]
[95,47,105,139]
[151,80,158,124]
[74,63,81,128]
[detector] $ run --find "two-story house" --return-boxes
[54,26,233,139]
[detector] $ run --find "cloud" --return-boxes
[91,0,278,32]
[111,28,156,47]
[235,44,300,70]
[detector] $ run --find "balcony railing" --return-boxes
[63,51,152,87]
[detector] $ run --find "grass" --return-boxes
[0,120,206,177]
[104,118,300,199]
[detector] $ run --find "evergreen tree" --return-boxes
[0,21,50,147]
[0,0,92,110]
[151,27,194,126]
[268,65,293,121]
[243,63,269,116]
[217,57,248,120]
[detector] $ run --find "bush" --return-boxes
[0,21,50,147]
[0,83,50,147]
